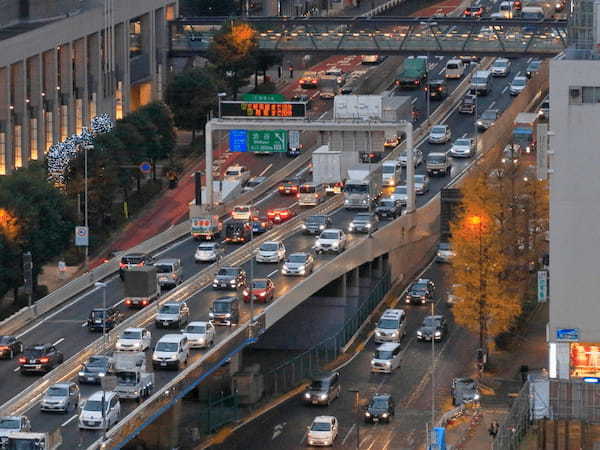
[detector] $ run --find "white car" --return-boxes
[324,67,346,85]
[491,58,511,77]
[428,125,452,144]
[255,241,286,263]
[152,334,190,370]
[0,416,31,438]
[398,148,423,167]
[115,328,152,352]
[390,185,408,205]
[436,242,455,263]
[313,229,347,254]
[231,205,254,221]
[243,176,267,192]
[509,76,527,96]
[78,391,120,430]
[223,164,250,184]
[307,416,339,447]
[181,321,216,349]
[371,342,402,373]
[449,138,475,158]
[194,242,223,263]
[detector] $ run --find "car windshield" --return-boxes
[307,216,326,224]
[428,155,446,163]
[83,400,105,412]
[458,379,476,389]
[447,63,458,69]
[23,348,45,358]
[91,310,106,320]
[198,244,216,251]
[117,372,137,385]
[186,325,206,334]
[378,318,399,329]
[288,254,307,263]
[415,175,427,183]
[394,187,407,195]
[260,243,279,252]
[513,78,526,86]
[371,398,389,409]
[439,242,451,250]
[122,330,142,340]
[311,422,332,432]
[455,139,471,146]
[344,184,368,194]
[320,231,339,240]
[122,256,143,264]
[0,418,20,429]
[47,386,68,397]
[529,61,541,69]
[374,350,393,359]
[225,170,240,176]
[462,97,475,104]
[234,206,249,213]
[431,126,446,134]
[156,342,178,352]
[473,76,488,84]
[481,111,497,120]
[382,165,396,174]
[86,356,107,367]
[379,200,394,207]
[252,280,268,289]
[309,379,329,390]
[212,301,232,313]
[155,264,173,274]
[494,60,508,68]
[247,179,262,187]
[159,305,179,314]
[354,214,371,221]
[218,268,237,276]
[422,317,440,327]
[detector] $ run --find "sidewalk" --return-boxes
[444,303,549,449]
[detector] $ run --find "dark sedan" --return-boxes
[364,394,395,423]
[452,378,480,406]
[78,355,113,384]
[251,216,273,234]
[404,278,435,305]
[375,198,402,219]
[416,315,448,341]
[18,344,64,374]
[0,335,23,360]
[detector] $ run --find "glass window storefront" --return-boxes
[570,343,600,378]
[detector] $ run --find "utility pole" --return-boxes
[23,252,33,308]
[431,300,436,428]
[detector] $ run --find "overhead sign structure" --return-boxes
[334,95,383,120]
[537,270,548,303]
[221,101,306,118]
[229,129,287,152]
[241,93,285,102]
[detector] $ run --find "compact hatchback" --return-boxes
[152,334,190,370]
[313,229,347,254]
[371,343,402,373]
[78,391,120,430]
[282,253,314,276]
[155,258,183,289]
[307,416,339,447]
[182,321,216,349]
[40,382,80,414]
[155,302,190,329]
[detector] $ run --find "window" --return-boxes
[570,86,600,104]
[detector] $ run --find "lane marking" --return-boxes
[81,321,87,328]
[489,101,496,108]
[342,424,356,445]
[53,338,65,346]
[411,98,418,104]
[61,414,79,427]
[13,367,20,372]
[259,164,273,177]
[502,85,508,94]
[267,269,279,278]
[437,67,445,75]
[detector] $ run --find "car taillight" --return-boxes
[142,299,149,305]
[296,194,300,198]
[282,211,289,217]
[279,186,284,190]
[125,299,131,305]
[137,262,143,267]
[18,357,26,363]
[0,346,7,350]
[262,222,267,227]
[119,263,126,268]
[39,357,49,363]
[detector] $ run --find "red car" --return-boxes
[243,278,275,303]
[267,207,295,224]
[463,6,484,16]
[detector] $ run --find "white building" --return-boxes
[548,56,600,379]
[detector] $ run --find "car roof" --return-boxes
[123,327,144,333]
[123,253,149,258]
[313,416,336,422]
[214,296,238,303]
[372,393,392,400]
[50,382,72,389]
[424,315,444,321]
[377,342,401,351]
[428,152,447,156]
[158,334,187,343]
[514,75,527,80]
[162,301,181,306]
[261,240,281,245]
[155,258,179,265]
[417,278,431,283]
[88,390,117,401]
[221,266,241,270]
[198,242,218,247]
[382,308,405,318]
[321,228,342,233]
[0,416,24,421]
[289,252,310,257]
[187,321,209,327]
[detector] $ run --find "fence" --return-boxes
[262,269,391,398]
[493,381,532,450]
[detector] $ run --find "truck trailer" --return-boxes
[311,145,355,194]
[123,266,160,308]
[1,430,62,450]
[112,352,154,401]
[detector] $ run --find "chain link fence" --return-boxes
[493,381,532,450]
[263,269,391,398]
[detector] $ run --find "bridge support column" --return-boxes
[346,267,360,296]
[334,273,347,298]
[139,399,182,449]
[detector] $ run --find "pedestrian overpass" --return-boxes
[169,16,568,57]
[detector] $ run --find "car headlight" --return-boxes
[304,393,311,399]
[209,312,214,317]
[230,280,236,285]
[405,298,410,303]
[345,199,350,204]
[382,413,389,418]
[243,290,249,296]
[79,371,85,376]
[375,331,382,336]
[225,313,231,318]
[477,121,483,126]
[435,331,442,336]
[366,223,371,228]
[474,393,481,400]
[98,372,106,377]
[260,292,266,297]
[301,224,307,229]
[362,199,368,204]
[384,361,392,366]
[212,279,218,285]
[365,412,371,417]
[282,265,289,271]
[417,331,423,336]
[391,331,398,337]
[299,267,306,274]
[319,394,327,400]
[319,225,325,230]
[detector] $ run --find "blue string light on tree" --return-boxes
[47,114,114,185]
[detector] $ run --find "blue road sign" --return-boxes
[556,328,579,341]
[229,130,248,152]
[139,161,152,174]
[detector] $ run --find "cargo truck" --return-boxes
[319,75,339,99]
[395,58,427,89]
[311,145,355,194]
[343,164,382,209]
[123,266,160,308]
[190,206,222,240]
[112,352,154,401]
[2,430,62,450]
[512,112,538,153]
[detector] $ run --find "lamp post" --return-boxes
[248,204,255,337]
[98,372,107,441]
[468,215,486,376]
[430,299,436,432]
[348,388,360,449]
[95,281,107,349]
[473,63,479,154]
[216,92,227,119]
[83,144,93,271]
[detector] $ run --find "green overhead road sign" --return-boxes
[241,93,285,102]
[248,130,287,152]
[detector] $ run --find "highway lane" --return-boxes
[16,55,535,448]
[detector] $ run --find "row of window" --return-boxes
[569,86,600,104]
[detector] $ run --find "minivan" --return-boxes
[154,258,183,289]
[87,307,122,332]
[371,343,402,373]
[374,309,407,343]
[209,296,240,326]
[298,182,326,206]
[381,161,402,187]
[470,70,492,96]
[78,391,120,430]
[303,372,341,405]
[152,334,190,370]
[445,59,465,79]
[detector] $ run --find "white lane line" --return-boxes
[81,322,88,328]
[489,101,496,109]
[267,269,279,278]
[342,424,357,446]
[437,67,445,75]
[462,133,468,138]
[259,164,273,177]
[53,338,65,346]
[411,98,418,104]
[61,414,79,427]
[299,432,307,445]
[502,85,508,94]
[13,367,20,372]
[289,201,298,208]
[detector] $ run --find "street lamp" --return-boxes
[347,388,360,449]
[216,92,227,119]
[467,214,487,377]
[95,281,107,348]
[83,144,93,271]
[98,372,107,441]
[473,63,479,154]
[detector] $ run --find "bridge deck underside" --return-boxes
[170,21,566,56]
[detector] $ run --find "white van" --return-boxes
[371,343,402,373]
[78,391,121,430]
[223,164,250,184]
[381,161,401,187]
[152,334,190,370]
[298,182,325,206]
[445,59,465,79]
[499,1,515,18]
[374,309,407,343]
[470,70,492,96]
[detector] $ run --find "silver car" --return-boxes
[40,382,80,413]
[428,125,452,144]
[155,302,191,328]
[398,148,423,167]
[0,416,31,439]
[414,174,430,195]
[509,76,527,96]
[194,242,223,263]
[281,253,314,276]
[155,258,183,288]
[490,58,511,77]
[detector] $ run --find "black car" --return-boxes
[119,253,154,280]
[87,307,122,332]
[224,220,252,244]
[0,335,23,360]
[416,315,448,341]
[364,394,395,423]
[375,198,402,219]
[302,215,332,235]
[18,344,64,374]
[78,355,113,384]
[526,60,541,79]
[427,80,448,100]
[477,109,499,131]
[278,178,301,195]
[212,266,247,290]
[404,278,435,305]
[360,151,384,164]
[251,216,273,234]
[451,377,480,406]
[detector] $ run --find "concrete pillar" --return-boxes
[87,32,102,121]
[154,7,167,101]
[336,273,347,298]
[114,21,129,116]
[43,48,60,146]
[0,66,12,174]
[147,9,158,101]
[59,43,75,140]
[139,400,182,448]
[372,256,384,278]
[12,61,27,168]
[346,267,360,296]
[229,351,242,376]
[73,37,88,133]
[29,54,44,160]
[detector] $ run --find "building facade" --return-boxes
[548,57,600,379]
[0,0,178,174]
